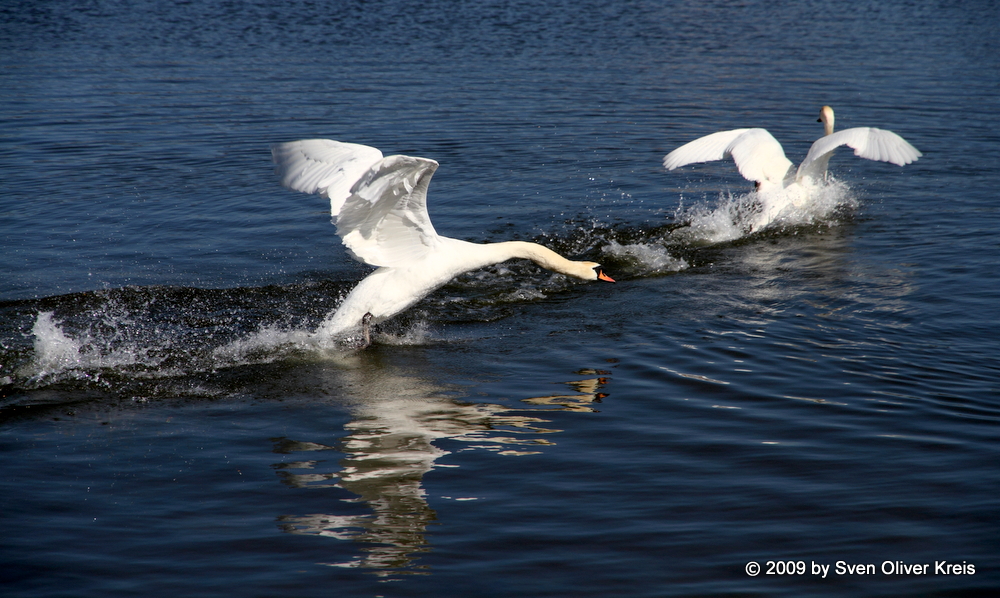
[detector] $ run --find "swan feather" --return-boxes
[663,128,794,188]
[337,155,442,268]
[271,139,384,217]
[797,127,923,181]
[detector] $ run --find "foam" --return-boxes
[602,240,689,275]
[669,179,856,244]
[20,311,149,382]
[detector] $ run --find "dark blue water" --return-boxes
[2,1,998,596]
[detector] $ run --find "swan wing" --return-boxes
[271,139,384,217]
[797,127,922,180]
[663,128,794,187]
[336,155,442,268]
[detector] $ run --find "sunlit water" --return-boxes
[2,1,999,597]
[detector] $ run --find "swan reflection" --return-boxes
[272,359,612,576]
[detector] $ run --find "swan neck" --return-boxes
[500,241,568,269]
[496,241,591,278]
[820,106,835,136]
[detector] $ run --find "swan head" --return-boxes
[818,105,835,136]
[574,262,615,282]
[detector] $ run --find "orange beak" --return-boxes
[597,269,615,283]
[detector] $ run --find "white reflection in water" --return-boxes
[727,224,916,322]
[273,359,611,576]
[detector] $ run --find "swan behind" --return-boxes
[663,106,922,230]
[272,139,614,345]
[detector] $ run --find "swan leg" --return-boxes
[360,312,373,349]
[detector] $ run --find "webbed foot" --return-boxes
[360,312,373,349]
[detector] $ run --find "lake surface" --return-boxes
[2,1,998,596]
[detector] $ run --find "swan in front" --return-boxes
[662,106,922,232]
[271,139,614,346]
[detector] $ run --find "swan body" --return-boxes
[272,139,613,343]
[663,106,922,230]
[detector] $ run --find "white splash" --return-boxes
[210,324,321,366]
[28,312,86,375]
[669,179,855,244]
[21,311,149,381]
[602,240,688,275]
[211,319,435,366]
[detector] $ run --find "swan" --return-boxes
[662,106,922,231]
[271,139,614,346]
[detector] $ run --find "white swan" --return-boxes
[662,106,922,231]
[272,139,614,346]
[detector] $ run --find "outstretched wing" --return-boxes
[797,127,922,182]
[271,139,384,217]
[336,155,442,268]
[663,128,794,188]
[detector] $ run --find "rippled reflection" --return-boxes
[675,226,919,404]
[732,226,913,315]
[520,370,610,413]
[272,357,611,577]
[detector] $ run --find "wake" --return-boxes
[667,179,855,245]
[6,187,856,392]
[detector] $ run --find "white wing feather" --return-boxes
[797,127,922,181]
[336,155,442,268]
[271,139,384,217]
[663,128,794,187]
